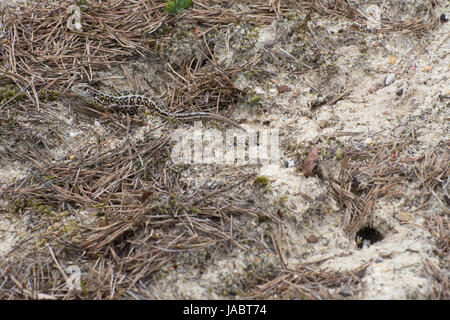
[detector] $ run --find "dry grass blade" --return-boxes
[296,0,440,33]
[249,263,368,299]
[0,0,282,102]
[326,140,448,235]
[1,130,269,298]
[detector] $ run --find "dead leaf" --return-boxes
[141,190,151,203]
[302,147,318,177]
[277,85,291,93]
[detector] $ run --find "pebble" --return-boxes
[444,195,450,206]
[373,257,383,263]
[396,211,411,222]
[441,13,448,22]
[396,88,403,96]
[254,87,265,95]
[339,290,352,297]
[277,85,291,93]
[69,130,79,138]
[306,235,319,243]
[385,74,395,86]
[283,159,295,168]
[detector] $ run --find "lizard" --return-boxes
[71,83,245,131]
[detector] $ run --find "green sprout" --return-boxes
[165,0,192,16]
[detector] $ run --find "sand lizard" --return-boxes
[71,83,245,130]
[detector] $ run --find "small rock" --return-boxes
[443,195,450,206]
[339,290,352,297]
[396,211,411,222]
[283,159,295,168]
[307,235,319,243]
[69,130,79,138]
[315,194,327,202]
[373,257,383,263]
[318,119,328,128]
[264,40,275,49]
[389,56,396,64]
[254,87,265,95]
[269,88,277,95]
[396,88,403,96]
[441,13,448,22]
[277,85,291,93]
[385,74,395,86]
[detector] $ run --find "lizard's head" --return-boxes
[70,83,92,97]
[71,83,98,103]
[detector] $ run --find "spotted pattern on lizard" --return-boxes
[71,83,245,130]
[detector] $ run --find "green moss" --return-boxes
[95,210,105,217]
[92,202,105,217]
[80,280,89,298]
[247,28,260,40]
[40,89,60,102]
[286,13,296,21]
[0,84,26,103]
[254,175,269,188]
[165,0,192,16]
[11,197,53,215]
[190,207,203,215]
[278,194,288,204]
[92,202,105,208]
[35,203,53,215]
[37,238,47,247]
[248,94,259,103]
[12,197,29,214]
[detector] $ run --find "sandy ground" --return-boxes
[0,1,448,299]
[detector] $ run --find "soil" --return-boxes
[0,0,448,299]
